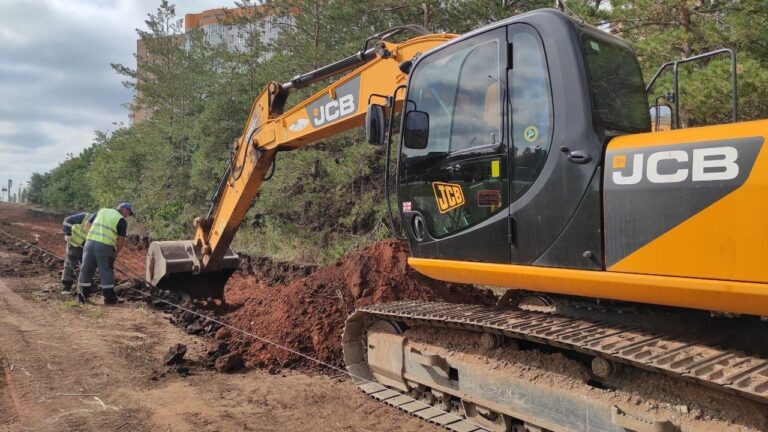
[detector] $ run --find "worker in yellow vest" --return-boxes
[77,203,133,304]
[60,211,91,294]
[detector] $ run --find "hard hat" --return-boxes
[118,202,134,216]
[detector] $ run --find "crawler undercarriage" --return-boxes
[344,301,768,432]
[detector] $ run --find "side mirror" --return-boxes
[365,104,387,145]
[650,104,673,132]
[403,110,429,150]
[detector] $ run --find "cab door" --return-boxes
[505,23,602,268]
[399,27,510,263]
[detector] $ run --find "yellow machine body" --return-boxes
[410,120,768,316]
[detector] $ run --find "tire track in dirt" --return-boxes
[0,277,152,432]
[0,354,21,428]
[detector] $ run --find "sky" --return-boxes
[0,0,231,195]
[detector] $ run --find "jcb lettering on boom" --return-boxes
[610,146,740,186]
[312,94,355,127]
[305,75,361,128]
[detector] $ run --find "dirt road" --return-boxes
[0,204,437,432]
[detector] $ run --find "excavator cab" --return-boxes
[397,15,647,267]
[395,10,768,315]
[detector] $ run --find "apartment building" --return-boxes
[132,5,287,123]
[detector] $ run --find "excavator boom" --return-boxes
[146,30,455,301]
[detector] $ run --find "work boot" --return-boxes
[102,288,118,305]
[77,292,89,304]
[61,283,72,295]
[77,286,91,304]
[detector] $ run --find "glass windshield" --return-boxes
[580,33,650,133]
[403,38,500,160]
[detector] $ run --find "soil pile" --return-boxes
[238,255,317,287]
[221,240,496,370]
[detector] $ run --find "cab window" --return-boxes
[508,27,553,201]
[580,33,650,133]
[449,41,501,152]
[403,38,500,161]
[401,30,505,239]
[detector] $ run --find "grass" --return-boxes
[114,338,147,360]
[83,305,105,319]
[54,297,105,319]
[60,298,80,308]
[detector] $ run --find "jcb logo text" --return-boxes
[611,146,739,185]
[312,95,355,127]
[432,182,465,213]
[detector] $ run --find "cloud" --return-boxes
[0,0,229,190]
[0,130,56,149]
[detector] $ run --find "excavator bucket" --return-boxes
[145,240,240,303]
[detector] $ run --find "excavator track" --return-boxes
[344,301,768,431]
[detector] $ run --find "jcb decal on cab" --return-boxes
[610,146,740,185]
[433,182,465,213]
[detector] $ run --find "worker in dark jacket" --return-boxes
[77,203,133,305]
[60,211,91,294]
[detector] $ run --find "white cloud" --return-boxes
[0,0,232,192]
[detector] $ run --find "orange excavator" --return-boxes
[147,9,768,431]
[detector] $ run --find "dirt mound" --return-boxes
[221,240,496,371]
[238,255,317,288]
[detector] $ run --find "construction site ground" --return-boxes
[0,204,440,432]
[1,203,767,432]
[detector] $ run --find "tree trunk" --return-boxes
[678,0,692,57]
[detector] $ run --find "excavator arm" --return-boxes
[146,30,455,301]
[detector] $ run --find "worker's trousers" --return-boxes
[61,243,83,288]
[78,240,116,298]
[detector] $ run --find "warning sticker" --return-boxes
[477,190,501,207]
[491,159,500,178]
[523,125,539,143]
[402,201,412,212]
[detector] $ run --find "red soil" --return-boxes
[221,239,496,370]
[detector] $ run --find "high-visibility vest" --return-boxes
[69,212,90,248]
[86,208,123,247]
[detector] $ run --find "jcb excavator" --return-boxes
[147,9,768,432]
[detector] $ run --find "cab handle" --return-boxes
[560,147,592,164]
